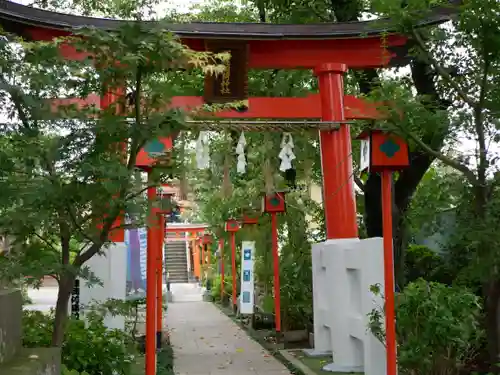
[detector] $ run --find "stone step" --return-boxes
[166,253,185,257]
[166,255,186,260]
[166,255,187,260]
[170,278,189,283]
[168,267,188,272]
[167,260,186,265]
[167,261,187,266]
[168,271,187,279]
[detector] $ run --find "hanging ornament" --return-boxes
[235,132,247,174]
[279,133,296,172]
[195,131,210,169]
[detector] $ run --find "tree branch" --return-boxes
[32,232,60,253]
[411,29,477,109]
[400,127,478,186]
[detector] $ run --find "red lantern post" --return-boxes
[225,219,240,312]
[202,233,213,266]
[357,130,409,375]
[145,182,158,375]
[155,185,174,349]
[262,191,286,336]
[219,237,225,301]
[202,233,213,286]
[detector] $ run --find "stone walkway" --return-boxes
[167,300,291,375]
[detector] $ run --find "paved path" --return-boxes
[167,301,291,375]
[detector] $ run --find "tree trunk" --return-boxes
[51,273,74,347]
[484,280,500,365]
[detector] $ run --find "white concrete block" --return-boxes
[308,237,386,375]
[80,241,127,330]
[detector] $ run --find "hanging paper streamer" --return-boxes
[236,132,247,174]
[279,133,296,172]
[195,131,210,169]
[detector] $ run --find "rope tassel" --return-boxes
[235,132,247,174]
[195,131,210,169]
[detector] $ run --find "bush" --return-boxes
[404,245,448,284]
[211,274,233,301]
[23,310,136,375]
[368,279,483,375]
[157,345,174,375]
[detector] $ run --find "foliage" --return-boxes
[0,13,227,345]
[156,345,174,375]
[403,245,446,284]
[84,297,148,339]
[366,0,500,359]
[279,195,314,331]
[211,274,232,301]
[368,280,484,375]
[23,310,137,375]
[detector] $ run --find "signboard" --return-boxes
[239,241,255,315]
[204,40,249,104]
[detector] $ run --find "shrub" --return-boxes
[157,345,174,375]
[404,245,447,284]
[23,310,136,375]
[211,274,233,301]
[368,279,483,375]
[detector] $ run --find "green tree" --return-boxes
[0,21,225,346]
[369,0,500,362]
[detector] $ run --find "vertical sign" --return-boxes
[71,279,80,319]
[240,241,255,315]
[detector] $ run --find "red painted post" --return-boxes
[201,239,205,266]
[230,232,237,310]
[146,183,157,375]
[381,170,397,375]
[271,212,281,333]
[156,213,165,349]
[219,238,225,301]
[314,63,358,240]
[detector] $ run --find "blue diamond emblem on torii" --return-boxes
[380,138,400,158]
[144,139,165,157]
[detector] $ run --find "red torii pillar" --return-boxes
[315,63,358,240]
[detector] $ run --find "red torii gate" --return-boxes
[0,2,456,375]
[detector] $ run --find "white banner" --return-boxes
[239,241,255,315]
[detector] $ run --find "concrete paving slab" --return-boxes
[166,300,292,375]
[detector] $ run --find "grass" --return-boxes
[287,350,363,375]
[131,355,145,375]
[131,345,174,375]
